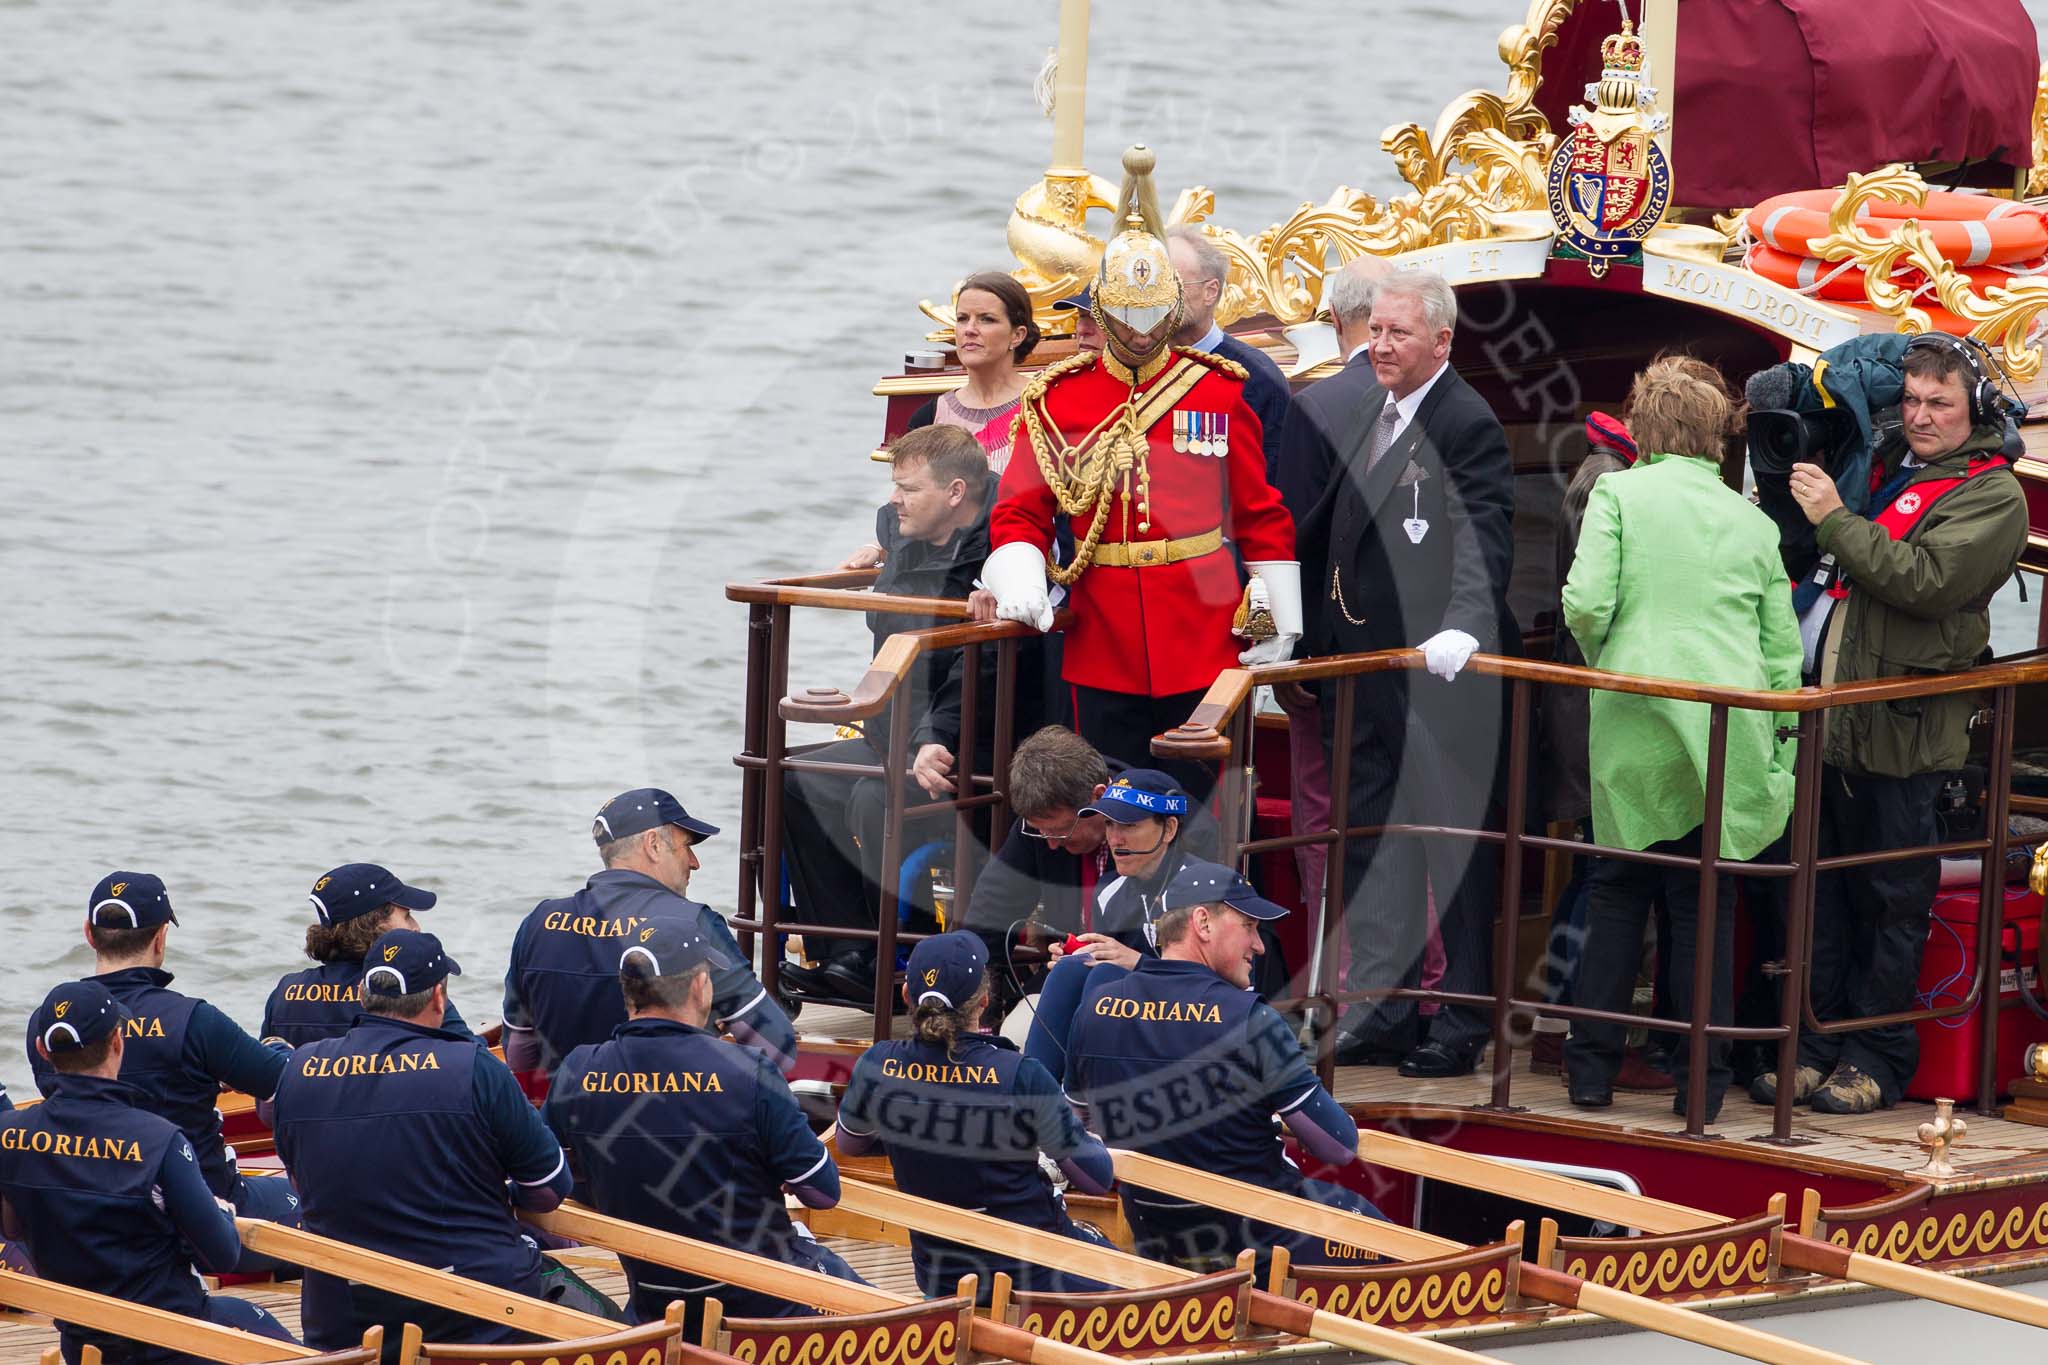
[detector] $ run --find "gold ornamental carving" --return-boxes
[1829,1201,2048,1264]
[1560,1238,1770,1299]
[1017,1294,1236,1352]
[1804,164,2048,380]
[2029,60,2048,197]
[724,1319,957,1365]
[1294,1266,1504,1326]
[950,0,1586,337]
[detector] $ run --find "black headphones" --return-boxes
[1903,331,2007,427]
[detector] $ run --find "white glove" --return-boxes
[1238,560,1302,666]
[1419,628,1479,680]
[980,541,1055,632]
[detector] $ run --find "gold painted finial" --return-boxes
[1915,1098,1968,1180]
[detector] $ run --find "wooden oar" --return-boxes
[1105,1150,1870,1365]
[829,1177,1515,1365]
[0,1267,325,1363]
[525,1202,1114,1365]
[1354,1128,2048,1333]
[235,1220,613,1341]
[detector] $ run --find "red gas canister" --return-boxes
[1907,882,2048,1102]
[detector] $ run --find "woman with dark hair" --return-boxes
[260,863,477,1047]
[909,271,1040,472]
[837,931,1114,1303]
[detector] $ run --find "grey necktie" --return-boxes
[1363,402,1400,476]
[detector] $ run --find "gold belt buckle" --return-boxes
[1132,539,1167,565]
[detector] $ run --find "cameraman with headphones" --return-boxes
[1765,335,2027,1115]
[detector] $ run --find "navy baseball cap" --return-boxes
[1053,285,1094,312]
[1162,860,1290,921]
[1080,769,1192,825]
[593,788,720,846]
[362,929,461,997]
[32,981,129,1055]
[905,931,988,1010]
[89,872,177,929]
[619,921,734,979]
[308,863,437,927]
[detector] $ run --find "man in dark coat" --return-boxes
[782,425,1005,1000]
[1167,227,1294,475]
[1277,268,1517,1078]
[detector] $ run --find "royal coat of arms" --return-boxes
[1546,20,1671,271]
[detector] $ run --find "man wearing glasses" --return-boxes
[959,726,1118,1013]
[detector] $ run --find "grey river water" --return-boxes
[3,0,2045,1163]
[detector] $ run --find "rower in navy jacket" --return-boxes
[838,931,1116,1302]
[27,873,302,1236]
[261,863,476,1047]
[271,930,575,1356]
[2,981,295,1365]
[504,788,795,1083]
[1065,862,1385,1275]
[544,922,865,1338]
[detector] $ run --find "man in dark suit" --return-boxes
[1275,268,1516,1078]
[1167,227,1293,473]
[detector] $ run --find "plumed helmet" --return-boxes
[1093,145,1182,336]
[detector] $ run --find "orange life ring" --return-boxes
[1833,299,1976,336]
[1744,189,2048,266]
[1743,243,2046,302]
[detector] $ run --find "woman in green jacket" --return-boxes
[1560,355,1803,1122]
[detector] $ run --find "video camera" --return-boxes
[1746,406,1858,479]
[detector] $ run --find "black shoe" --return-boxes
[778,961,830,997]
[1672,1091,1726,1124]
[818,956,881,1003]
[1332,1027,1408,1067]
[1567,1077,1613,1108]
[1397,1040,1478,1078]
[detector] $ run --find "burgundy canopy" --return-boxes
[1530,0,2040,208]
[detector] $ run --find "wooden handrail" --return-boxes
[235,1220,613,1341]
[1327,1138,2048,1333]
[830,1178,1518,1365]
[1152,650,2048,760]
[0,1268,322,1363]
[779,617,1063,724]
[1102,1151,1869,1365]
[522,1203,1117,1365]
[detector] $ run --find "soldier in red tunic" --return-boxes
[979,148,1299,790]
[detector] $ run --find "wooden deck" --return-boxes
[1327,1045,2048,1183]
[797,1003,2048,1184]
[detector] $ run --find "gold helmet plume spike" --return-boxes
[1113,144,1167,239]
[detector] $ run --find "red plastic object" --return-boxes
[1063,935,1089,955]
[1907,883,2048,1102]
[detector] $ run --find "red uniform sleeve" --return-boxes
[992,430,1056,553]
[1220,388,1294,561]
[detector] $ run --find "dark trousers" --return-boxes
[1798,767,1942,1103]
[1073,685,1215,800]
[1564,828,1736,1106]
[780,737,910,966]
[1321,679,1499,1054]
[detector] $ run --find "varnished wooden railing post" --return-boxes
[758,604,793,999]
[1771,709,1824,1143]
[1487,678,1532,1112]
[1683,704,1729,1138]
[1978,683,2018,1115]
[874,688,913,1038]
